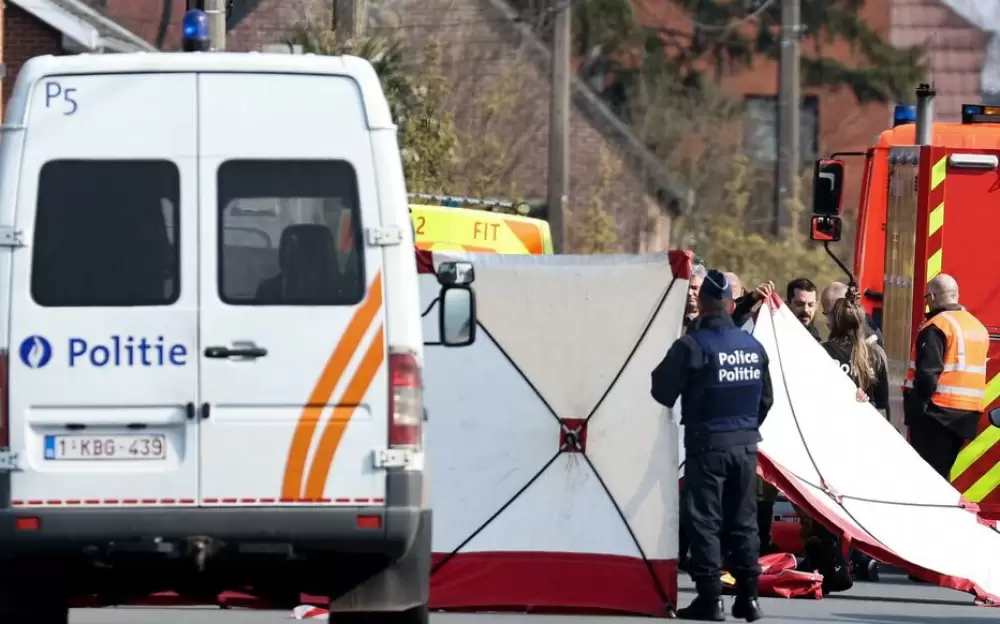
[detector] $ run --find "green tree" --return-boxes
[572,0,638,59]
[681,157,844,290]
[292,27,413,115]
[514,1,924,136]
[451,67,530,200]
[291,23,458,193]
[395,40,459,193]
[568,146,621,253]
[506,0,638,58]
[646,83,845,289]
[650,0,927,104]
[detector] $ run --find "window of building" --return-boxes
[32,160,180,307]
[743,95,819,164]
[218,160,365,305]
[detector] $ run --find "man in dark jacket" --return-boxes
[731,278,822,341]
[785,277,821,341]
[652,270,773,622]
[684,265,707,331]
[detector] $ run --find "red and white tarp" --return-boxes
[415,250,690,616]
[753,295,1000,605]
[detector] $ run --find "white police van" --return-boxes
[0,9,476,624]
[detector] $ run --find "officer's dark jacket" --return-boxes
[651,313,774,450]
[903,303,981,438]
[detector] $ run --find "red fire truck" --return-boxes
[809,84,1000,521]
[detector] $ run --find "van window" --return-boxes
[31,160,180,307]
[217,160,364,305]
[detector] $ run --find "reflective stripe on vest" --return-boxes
[903,309,989,411]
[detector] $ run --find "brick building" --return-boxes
[630,0,1000,214]
[631,0,898,219]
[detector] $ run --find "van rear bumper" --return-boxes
[0,468,425,558]
[0,505,423,557]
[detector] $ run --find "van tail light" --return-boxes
[0,351,8,448]
[388,351,422,450]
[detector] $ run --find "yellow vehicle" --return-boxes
[409,193,553,255]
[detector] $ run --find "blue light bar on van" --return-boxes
[893,104,917,127]
[182,9,210,51]
[961,104,1000,124]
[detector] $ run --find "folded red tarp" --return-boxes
[722,552,823,600]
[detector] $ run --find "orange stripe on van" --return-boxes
[303,325,386,500]
[505,220,544,254]
[280,272,383,500]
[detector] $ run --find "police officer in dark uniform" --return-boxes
[651,270,773,621]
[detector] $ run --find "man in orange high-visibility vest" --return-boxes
[904,274,989,479]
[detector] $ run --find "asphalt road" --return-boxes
[67,571,997,623]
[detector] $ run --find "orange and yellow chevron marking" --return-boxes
[281,271,383,501]
[950,372,1000,503]
[505,219,545,254]
[303,325,386,500]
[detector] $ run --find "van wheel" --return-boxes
[0,556,70,622]
[336,604,429,624]
[0,599,69,624]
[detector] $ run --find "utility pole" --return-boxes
[205,0,226,51]
[336,0,367,40]
[775,0,800,236]
[547,0,571,253]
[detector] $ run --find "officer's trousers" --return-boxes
[685,444,761,598]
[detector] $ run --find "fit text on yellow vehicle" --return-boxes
[408,194,553,255]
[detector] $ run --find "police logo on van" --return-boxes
[19,335,53,369]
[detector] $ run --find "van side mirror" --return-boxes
[989,406,1000,428]
[813,159,846,216]
[439,286,476,347]
[810,215,842,242]
[437,261,475,287]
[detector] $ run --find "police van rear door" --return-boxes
[7,71,200,507]
[196,71,388,506]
